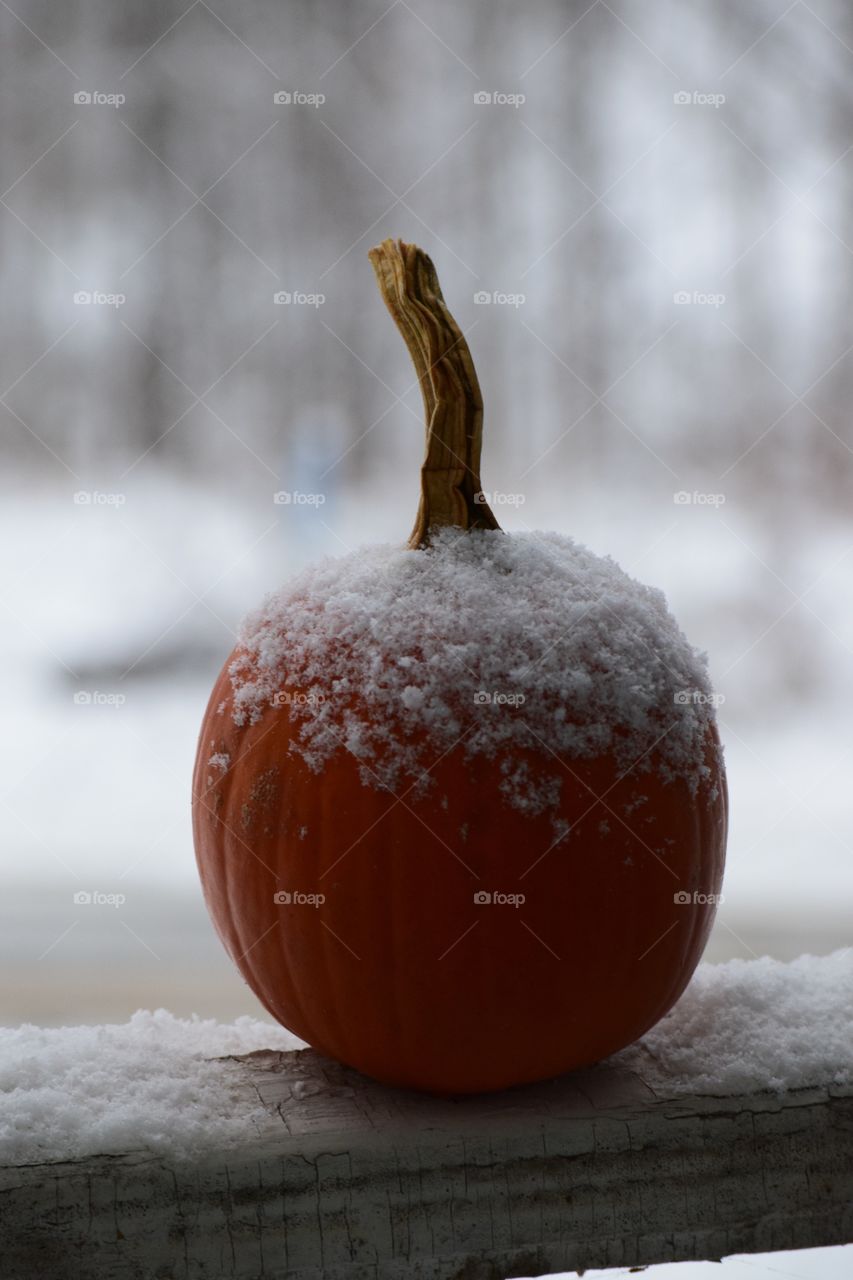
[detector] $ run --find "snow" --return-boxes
[229,527,722,809]
[1,951,849,1166]
[546,1245,853,1280]
[617,949,853,1094]
[0,1010,303,1167]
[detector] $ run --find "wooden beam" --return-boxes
[2,1048,852,1279]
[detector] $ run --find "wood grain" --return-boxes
[2,1047,851,1279]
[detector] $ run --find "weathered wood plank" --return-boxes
[2,1048,852,1280]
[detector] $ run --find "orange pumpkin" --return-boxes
[192,239,727,1095]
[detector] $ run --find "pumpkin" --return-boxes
[192,239,727,1095]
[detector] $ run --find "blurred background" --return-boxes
[2,0,852,1027]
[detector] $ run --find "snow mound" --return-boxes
[2,956,849,1167]
[617,949,853,1093]
[0,1009,303,1166]
[228,529,720,806]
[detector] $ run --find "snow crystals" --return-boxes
[227,529,722,810]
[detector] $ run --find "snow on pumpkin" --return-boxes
[227,527,722,809]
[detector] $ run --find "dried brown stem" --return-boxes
[368,238,501,549]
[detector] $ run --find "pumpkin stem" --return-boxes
[368,238,502,550]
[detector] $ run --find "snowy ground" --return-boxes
[1,472,851,1023]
